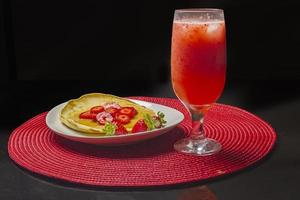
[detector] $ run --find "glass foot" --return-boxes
[174,137,221,156]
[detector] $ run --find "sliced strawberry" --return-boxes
[96,112,113,125]
[90,106,104,114]
[115,123,128,135]
[115,113,131,124]
[79,111,97,120]
[105,107,119,117]
[131,119,148,133]
[118,107,137,118]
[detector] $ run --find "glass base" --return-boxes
[174,137,221,156]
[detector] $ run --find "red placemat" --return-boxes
[8,97,276,187]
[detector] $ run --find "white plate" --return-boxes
[46,99,184,145]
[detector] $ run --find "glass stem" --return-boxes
[190,110,206,140]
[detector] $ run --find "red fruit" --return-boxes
[105,107,119,117]
[115,123,128,135]
[131,119,148,133]
[115,113,131,124]
[90,106,104,114]
[118,107,137,118]
[79,111,97,120]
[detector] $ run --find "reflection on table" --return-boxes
[178,186,217,200]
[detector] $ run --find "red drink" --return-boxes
[171,9,225,156]
[171,21,226,106]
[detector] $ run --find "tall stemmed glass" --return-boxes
[171,9,226,156]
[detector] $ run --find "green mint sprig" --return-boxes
[143,112,167,130]
[103,122,116,136]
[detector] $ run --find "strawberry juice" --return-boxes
[171,20,226,107]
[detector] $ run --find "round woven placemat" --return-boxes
[8,97,276,187]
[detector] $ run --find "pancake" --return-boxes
[60,93,155,134]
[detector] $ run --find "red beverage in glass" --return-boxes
[171,9,226,156]
[171,21,226,107]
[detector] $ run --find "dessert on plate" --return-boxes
[60,93,166,136]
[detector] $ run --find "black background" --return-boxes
[1,0,300,125]
[1,0,299,128]
[4,0,300,81]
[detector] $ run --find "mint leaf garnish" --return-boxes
[103,122,116,136]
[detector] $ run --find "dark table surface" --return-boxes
[1,80,299,200]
